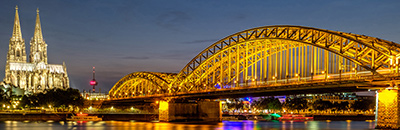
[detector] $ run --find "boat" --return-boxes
[278,114,313,121]
[67,112,102,121]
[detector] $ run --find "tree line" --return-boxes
[224,97,375,113]
[0,88,84,112]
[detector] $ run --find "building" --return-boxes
[3,6,70,94]
[81,92,109,101]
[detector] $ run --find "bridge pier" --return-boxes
[376,89,400,129]
[159,100,221,122]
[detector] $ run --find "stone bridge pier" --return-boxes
[376,89,400,129]
[158,100,222,122]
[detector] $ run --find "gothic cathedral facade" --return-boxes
[4,6,70,93]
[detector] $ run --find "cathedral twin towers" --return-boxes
[4,6,70,93]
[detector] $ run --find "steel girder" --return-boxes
[109,25,400,99]
[171,25,400,89]
[109,72,176,98]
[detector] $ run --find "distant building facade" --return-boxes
[4,6,70,94]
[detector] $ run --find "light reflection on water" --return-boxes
[0,120,376,130]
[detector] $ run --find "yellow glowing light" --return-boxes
[379,89,398,105]
[156,101,159,104]
[321,71,325,74]
[295,74,298,77]
[159,101,169,111]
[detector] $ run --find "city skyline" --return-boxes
[0,1,400,92]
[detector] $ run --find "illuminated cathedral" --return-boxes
[3,6,70,93]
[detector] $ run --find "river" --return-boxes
[0,120,376,130]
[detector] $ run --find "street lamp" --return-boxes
[352,67,357,79]
[272,76,277,83]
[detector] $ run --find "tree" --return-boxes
[252,97,282,111]
[312,99,333,111]
[352,99,374,111]
[226,98,245,111]
[18,88,84,111]
[0,88,11,107]
[284,97,308,110]
[332,102,349,111]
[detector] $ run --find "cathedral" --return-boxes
[3,6,70,94]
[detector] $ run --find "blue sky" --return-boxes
[0,0,399,92]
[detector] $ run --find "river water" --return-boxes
[0,120,376,130]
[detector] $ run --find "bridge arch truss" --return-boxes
[110,25,400,99]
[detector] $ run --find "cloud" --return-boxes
[121,56,150,60]
[156,11,191,30]
[181,39,219,44]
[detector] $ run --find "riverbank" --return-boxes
[0,113,373,122]
[222,114,374,121]
[0,113,158,121]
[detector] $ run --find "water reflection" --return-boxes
[0,120,376,130]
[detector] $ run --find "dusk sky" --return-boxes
[0,1,399,92]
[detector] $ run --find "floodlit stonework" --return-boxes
[4,6,70,94]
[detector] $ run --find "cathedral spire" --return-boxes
[30,8,47,64]
[12,5,23,41]
[33,8,43,42]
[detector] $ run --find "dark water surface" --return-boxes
[0,120,376,130]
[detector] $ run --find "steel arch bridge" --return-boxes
[109,25,400,99]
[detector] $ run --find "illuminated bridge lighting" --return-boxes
[108,25,400,99]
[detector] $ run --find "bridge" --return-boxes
[108,25,400,128]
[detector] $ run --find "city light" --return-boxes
[159,101,169,111]
[379,89,397,104]
[90,81,97,86]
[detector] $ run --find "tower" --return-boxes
[29,8,47,64]
[90,67,98,92]
[4,6,27,83]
